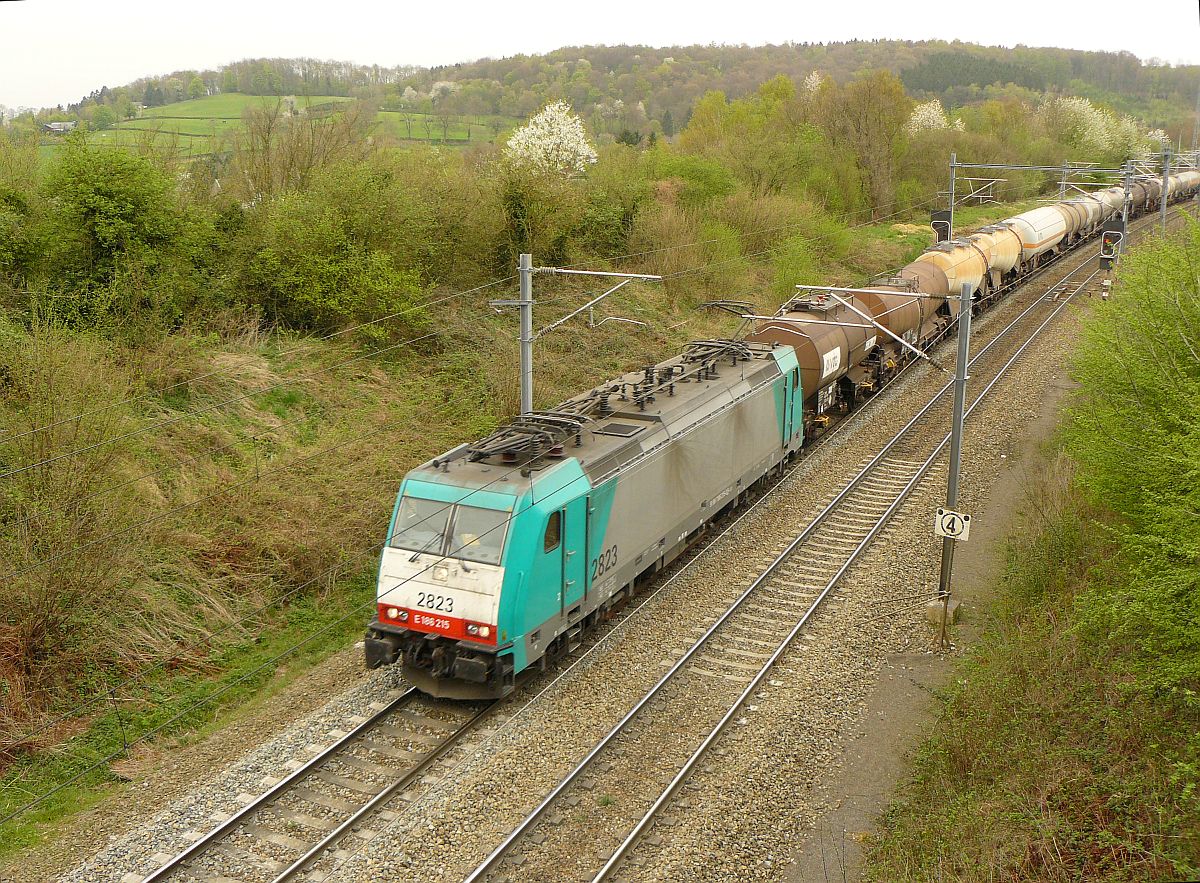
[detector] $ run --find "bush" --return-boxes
[771,211,852,296]
[645,150,738,207]
[40,135,180,289]
[29,136,219,333]
[245,169,429,336]
[1063,219,1200,698]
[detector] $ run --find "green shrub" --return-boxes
[40,135,180,288]
[1063,219,1200,699]
[646,150,738,207]
[246,181,428,336]
[771,212,852,296]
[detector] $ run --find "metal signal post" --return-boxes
[1160,147,1172,233]
[518,254,534,416]
[938,283,972,648]
[502,254,661,415]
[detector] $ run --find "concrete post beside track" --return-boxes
[947,152,956,242]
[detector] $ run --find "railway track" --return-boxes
[139,690,496,883]
[461,206,1190,883]
[133,203,1191,883]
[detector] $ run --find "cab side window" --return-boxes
[543,511,561,553]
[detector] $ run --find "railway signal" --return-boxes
[930,210,952,243]
[1099,221,1125,271]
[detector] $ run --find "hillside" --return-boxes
[432,41,1198,138]
[13,41,1198,149]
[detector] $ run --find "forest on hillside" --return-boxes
[10,41,1198,146]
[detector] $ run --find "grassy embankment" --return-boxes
[866,220,1200,882]
[0,195,1041,862]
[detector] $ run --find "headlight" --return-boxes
[387,607,400,619]
[479,626,491,638]
[466,623,479,635]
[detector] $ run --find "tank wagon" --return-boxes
[366,170,1200,698]
[748,171,1200,434]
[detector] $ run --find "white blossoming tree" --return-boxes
[1147,128,1171,149]
[505,101,598,176]
[1037,95,1145,158]
[802,70,825,95]
[905,99,950,137]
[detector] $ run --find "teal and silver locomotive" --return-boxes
[364,340,804,699]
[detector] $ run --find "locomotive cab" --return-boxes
[365,482,518,699]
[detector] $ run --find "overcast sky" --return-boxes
[3,0,1199,109]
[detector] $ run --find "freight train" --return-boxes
[364,169,1200,699]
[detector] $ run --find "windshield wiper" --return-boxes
[408,533,443,561]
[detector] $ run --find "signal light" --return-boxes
[1100,231,1122,259]
[930,210,952,243]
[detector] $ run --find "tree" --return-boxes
[187,76,206,100]
[246,163,428,334]
[434,94,457,142]
[504,101,597,176]
[676,78,816,197]
[39,135,181,302]
[228,100,371,201]
[816,70,912,216]
[661,109,675,138]
[90,105,117,131]
[143,82,163,107]
[419,100,435,141]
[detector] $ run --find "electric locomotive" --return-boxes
[365,341,803,698]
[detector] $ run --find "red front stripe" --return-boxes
[378,603,497,645]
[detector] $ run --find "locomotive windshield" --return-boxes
[390,496,450,556]
[389,495,508,565]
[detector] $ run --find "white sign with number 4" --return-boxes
[934,507,971,541]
